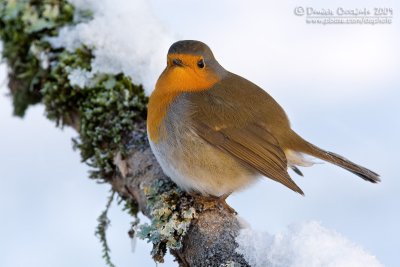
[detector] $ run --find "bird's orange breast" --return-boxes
[148,55,220,143]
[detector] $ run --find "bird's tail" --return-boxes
[289,131,380,183]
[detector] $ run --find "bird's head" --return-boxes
[157,40,226,92]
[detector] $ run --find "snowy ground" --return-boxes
[1,0,400,266]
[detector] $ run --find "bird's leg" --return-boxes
[187,192,216,211]
[216,192,237,215]
[188,192,237,214]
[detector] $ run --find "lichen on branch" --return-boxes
[1,0,148,183]
[137,179,197,262]
[0,0,74,116]
[41,46,148,181]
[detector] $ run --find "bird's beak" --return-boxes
[173,58,184,67]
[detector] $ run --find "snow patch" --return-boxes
[67,67,94,88]
[236,221,382,267]
[48,0,174,93]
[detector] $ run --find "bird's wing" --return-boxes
[185,73,303,194]
[192,120,304,195]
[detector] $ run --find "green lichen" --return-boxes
[95,191,116,267]
[1,0,148,183]
[0,0,74,116]
[41,46,92,125]
[40,45,147,181]
[137,179,197,263]
[75,73,147,180]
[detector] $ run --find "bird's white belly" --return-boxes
[148,130,258,197]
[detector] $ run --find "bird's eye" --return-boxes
[197,59,205,68]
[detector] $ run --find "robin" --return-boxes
[147,40,380,199]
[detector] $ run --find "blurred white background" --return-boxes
[1,0,399,266]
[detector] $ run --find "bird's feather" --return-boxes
[193,121,304,194]
[186,75,304,194]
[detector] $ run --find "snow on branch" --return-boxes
[236,221,382,267]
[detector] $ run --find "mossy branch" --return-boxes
[0,0,249,266]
